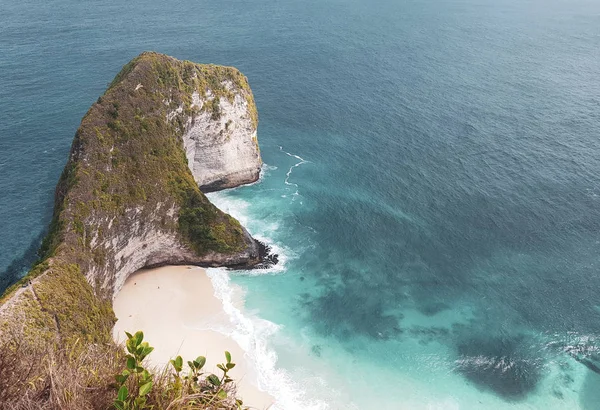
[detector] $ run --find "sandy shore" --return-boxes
[113,265,274,410]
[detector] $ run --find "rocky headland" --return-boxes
[0,51,267,349]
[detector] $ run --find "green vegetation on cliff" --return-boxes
[65,51,255,261]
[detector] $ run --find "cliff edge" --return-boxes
[0,52,264,346]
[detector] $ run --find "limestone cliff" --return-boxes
[184,86,261,192]
[0,52,265,344]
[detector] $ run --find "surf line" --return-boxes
[279,146,308,199]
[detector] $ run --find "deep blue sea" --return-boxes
[2,0,600,408]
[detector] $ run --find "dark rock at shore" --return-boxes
[254,240,279,269]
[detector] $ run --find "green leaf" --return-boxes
[218,389,227,399]
[195,356,206,369]
[170,355,182,372]
[139,381,153,396]
[124,331,133,340]
[207,374,221,386]
[217,364,226,372]
[133,331,144,347]
[115,369,131,384]
[114,400,125,410]
[126,356,136,370]
[226,362,236,370]
[140,376,151,385]
[141,369,151,382]
[134,396,147,408]
[225,351,232,363]
[141,346,154,360]
[136,345,146,357]
[126,340,136,354]
[117,385,128,401]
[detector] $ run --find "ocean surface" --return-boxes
[2,0,600,408]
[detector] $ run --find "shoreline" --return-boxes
[112,265,274,410]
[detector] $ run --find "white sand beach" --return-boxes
[112,265,274,410]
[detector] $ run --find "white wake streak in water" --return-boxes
[280,146,308,199]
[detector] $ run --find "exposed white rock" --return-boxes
[166,104,184,122]
[86,202,258,298]
[182,87,261,191]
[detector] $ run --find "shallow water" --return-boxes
[2,0,600,408]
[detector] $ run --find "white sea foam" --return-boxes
[206,191,251,226]
[204,156,330,409]
[279,146,308,199]
[243,162,277,188]
[206,268,329,410]
[124,155,326,407]
[206,189,293,275]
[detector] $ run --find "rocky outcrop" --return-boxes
[184,88,261,192]
[86,202,260,298]
[0,52,266,344]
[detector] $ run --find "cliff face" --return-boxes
[184,87,261,192]
[0,52,264,344]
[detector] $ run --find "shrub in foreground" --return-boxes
[0,331,248,410]
[114,331,246,410]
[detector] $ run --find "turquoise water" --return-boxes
[2,0,600,408]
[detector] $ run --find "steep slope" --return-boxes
[0,52,264,345]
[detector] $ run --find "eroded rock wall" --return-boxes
[85,202,258,298]
[183,86,261,192]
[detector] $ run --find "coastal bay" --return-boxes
[2,0,600,408]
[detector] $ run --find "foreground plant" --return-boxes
[114,331,154,410]
[114,331,247,409]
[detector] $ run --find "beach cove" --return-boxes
[113,266,274,410]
